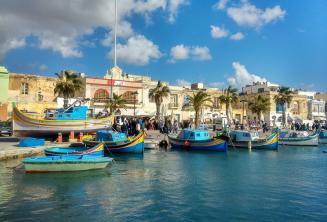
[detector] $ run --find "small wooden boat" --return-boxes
[222,130,279,150]
[23,155,113,173]
[44,143,104,156]
[319,130,327,144]
[168,128,227,152]
[83,131,145,153]
[279,130,319,146]
[12,99,113,137]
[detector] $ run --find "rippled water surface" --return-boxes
[1,146,327,221]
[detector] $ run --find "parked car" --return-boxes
[0,120,12,136]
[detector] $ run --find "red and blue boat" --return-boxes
[44,143,104,156]
[168,128,227,152]
[83,130,145,154]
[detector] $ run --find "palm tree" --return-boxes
[248,95,270,123]
[189,91,212,128]
[274,87,293,127]
[218,86,239,125]
[54,70,83,108]
[106,93,127,115]
[149,81,170,119]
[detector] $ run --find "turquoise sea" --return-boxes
[0,146,327,221]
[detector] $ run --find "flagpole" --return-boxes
[111,0,117,100]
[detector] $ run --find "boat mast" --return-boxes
[110,0,118,99]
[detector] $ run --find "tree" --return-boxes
[274,87,293,127]
[218,86,239,125]
[149,81,170,119]
[248,95,270,123]
[54,70,83,108]
[189,91,212,128]
[106,93,127,115]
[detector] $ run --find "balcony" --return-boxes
[169,103,179,109]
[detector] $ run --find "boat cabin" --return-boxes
[231,130,260,142]
[45,106,88,120]
[96,130,127,142]
[177,129,210,140]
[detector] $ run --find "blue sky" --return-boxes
[1,0,327,91]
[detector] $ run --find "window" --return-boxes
[276,102,283,113]
[123,91,138,103]
[170,94,178,106]
[258,88,264,93]
[37,91,43,102]
[213,97,220,108]
[94,89,109,102]
[21,82,29,95]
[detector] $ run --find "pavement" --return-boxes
[0,137,71,161]
[0,130,166,161]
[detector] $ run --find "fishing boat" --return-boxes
[279,130,319,146]
[44,143,104,156]
[83,130,145,153]
[319,130,327,144]
[12,99,113,137]
[168,128,227,151]
[23,155,113,173]
[221,130,279,150]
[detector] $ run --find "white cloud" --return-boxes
[213,0,229,10]
[108,35,162,66]
[210,25,229,38]
[208,81,225,88]
[230,32,244,40]
[227,62,267,88]
[176,79,191,86]
[191,46,212,60]
[167,0,189,23]
[0,0,188,59]
[227,1,286,29]
[170,44,190,61]
[169,45,212,63]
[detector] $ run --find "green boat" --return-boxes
[23,155,113,173]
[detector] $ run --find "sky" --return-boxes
[0,0,327,91]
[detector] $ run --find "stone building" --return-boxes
[7,73,58,117]
[240,82,312,126]
[0,66,9,121]
[0,65,243,124]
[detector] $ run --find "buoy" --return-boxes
[183,141,190,149]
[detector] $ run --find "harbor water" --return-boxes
[1,146,327,221]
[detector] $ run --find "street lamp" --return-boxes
[131,91,139,116]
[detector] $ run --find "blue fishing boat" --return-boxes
[319,130,327,144]
[168,128,227,151]
[44,143,104,156]
[12,99,113,137]
[83,130,145,154]
[279,130,319,146]
[23,155,113,173]
[224,130,279,150]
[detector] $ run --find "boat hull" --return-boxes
[44,143,104,156]
[12,107,113,137]
[230,133,279,150]
[279,133,319,146]
[23,156,112,173]
[83,132,145,154]
[168,136,227,152]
